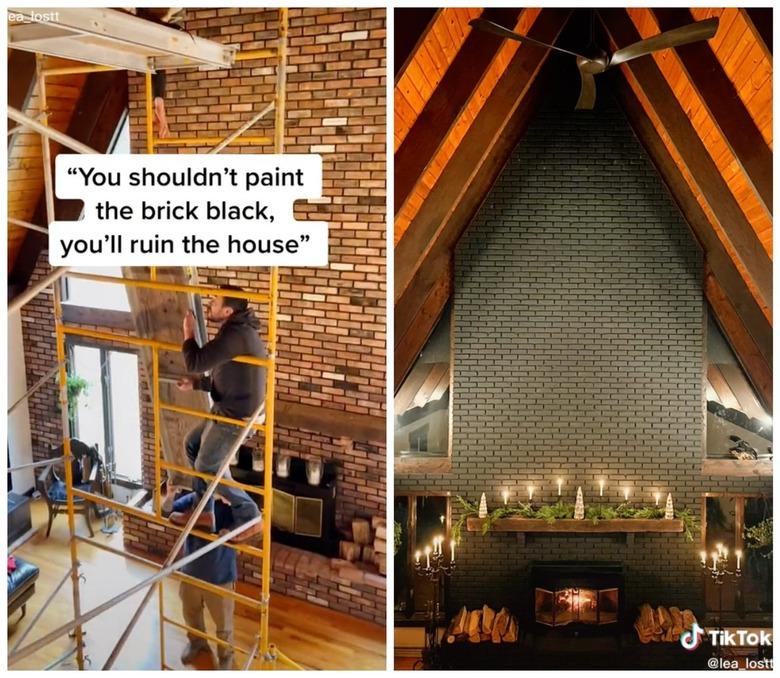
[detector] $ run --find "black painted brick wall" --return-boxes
[395,101,772,616]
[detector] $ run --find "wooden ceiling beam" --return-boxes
[394,7,524,217]
[395,256,452,390]
[598,9,773,313]
[649,8,772,216]
[9,69,128,298]
[705,269,772,413]
[394,8,439,80]
[741,8,772,60]
[614,72,772,367]
[395,9,569,304]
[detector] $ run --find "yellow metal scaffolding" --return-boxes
[7,8,302,671]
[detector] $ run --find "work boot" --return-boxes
[218,654,234,670]
[169,509,215,532]
[181,641,208,665]
[223,517,264,543]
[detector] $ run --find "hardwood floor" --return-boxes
[8,500,386,670]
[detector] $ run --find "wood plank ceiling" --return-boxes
[394,7,773,412]
[8,57,87,268]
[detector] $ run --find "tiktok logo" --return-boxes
[681,623,705,651]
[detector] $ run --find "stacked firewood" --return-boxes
[444,605,519,644]
[634,603,698,643]
[338,516,387,575]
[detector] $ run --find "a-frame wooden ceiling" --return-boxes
[7,54,128,297]
[394,7,772,413]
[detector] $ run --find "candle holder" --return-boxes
[413,546,456,670]
[700,546,742,653]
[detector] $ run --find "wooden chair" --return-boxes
[36,445,101,538]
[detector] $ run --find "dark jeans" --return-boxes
[185,420,260,526]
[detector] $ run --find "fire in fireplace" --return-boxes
[531,562,624,629]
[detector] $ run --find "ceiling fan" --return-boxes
[469,13,718,110]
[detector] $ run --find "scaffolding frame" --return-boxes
[7,8,302,671]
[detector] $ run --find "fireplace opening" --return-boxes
[531,562,624,630]
[535,586,619,626]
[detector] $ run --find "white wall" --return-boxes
[8,310,34,493]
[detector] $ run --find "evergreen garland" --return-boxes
[452,496,698,542]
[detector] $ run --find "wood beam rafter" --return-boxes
[394,7,524,217]
[598,9,773,313]
[395,10,569,305]
[614,72,772,367]
[705,269,772,413]
[395,256,452,389]
[741,8,772,61]
[649,8,772,216]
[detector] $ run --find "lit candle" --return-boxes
[440,515,445,525]
[736,549,742,570]
[528,486,534,502]
[557,479,563,497]
[502,489,509,506]
[415,550,421,564]
[699,551,706,566]
[599,479,605,497]
[716,542,723,556]
[723,546,728,559]
[711,552,717,569]
[450,539,456,562]
[623,487,630,502]
[425,546,431,569]
[654,492,660,507]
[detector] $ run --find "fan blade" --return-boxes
[608,17,718,67]
[575,70,597,110]
[469,18,589,60]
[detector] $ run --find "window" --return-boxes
[62,267,131,312]
[395,302,452,473]
[60,112,132,314]
[69,343,142,482]
[705,308,772,473]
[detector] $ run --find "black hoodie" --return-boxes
[182,309,267,419]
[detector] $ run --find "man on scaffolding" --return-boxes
[171,285,266,543]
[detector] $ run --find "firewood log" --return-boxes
[657,606,672,631]
[451,606,468,636]
[371,516,386,530]
[669,606,684,640]
[352,518,372,545]
[491,607,510,643]
[444,617,457,644]
[634,604,655,644]
[376,556,387,575]
[338,540,361,562]
[373,538,387,554]
[480,633,490,642]
[375,525,387,541]
[503,615,518,643]
[361,546,375,563]
[467,610,482,640]
[482,605,496,634]
[681,609,697,631]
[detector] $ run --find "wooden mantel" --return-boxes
[466,517,684,534]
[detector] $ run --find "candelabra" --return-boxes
[413,539,456,670]
[700,543,742,653]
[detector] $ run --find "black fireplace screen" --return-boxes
[535,586,619,626]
